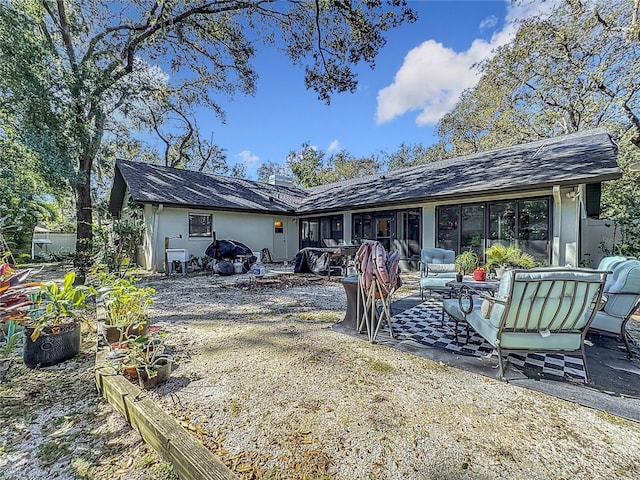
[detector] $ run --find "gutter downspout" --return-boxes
[552,186,561,266]
[152,204,164,273]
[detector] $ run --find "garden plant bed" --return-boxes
[0,264,178,480]
[139,272,640,479]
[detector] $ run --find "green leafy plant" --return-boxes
[485,244,536,270]
[455,250,479,275]
[125,336,173,383]
[1,320,21,356]
[98,273,155,329]
[27,271,96,341]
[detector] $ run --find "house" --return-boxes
[108,128,621,272]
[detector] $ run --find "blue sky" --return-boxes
[192,0,551,179]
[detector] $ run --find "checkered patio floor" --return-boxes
[380,299,587,380]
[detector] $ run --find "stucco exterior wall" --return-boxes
[141,206,296,271]
[134,185,588,272]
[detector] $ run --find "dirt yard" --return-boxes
[140,270,640,479]
[2,265,640,479]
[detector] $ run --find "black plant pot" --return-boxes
[23,321,81,368]
[136,366,159,389]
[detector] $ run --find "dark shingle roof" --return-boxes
[109,160,307,215]
[296,128,620,213]
[110,129,620,216]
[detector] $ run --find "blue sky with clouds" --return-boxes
[192,0,551,179]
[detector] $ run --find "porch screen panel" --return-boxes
[396,211,407,257]
[407,209,421,257]
[395,209,421,260]
[320,217,332,243]
[301,219,320,247]
[352,213,372,243]
[331,216,343,242]
[517,199,550,263]
[437,206,459,252]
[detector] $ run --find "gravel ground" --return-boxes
[140,270,640,479]
[2,265,640,480]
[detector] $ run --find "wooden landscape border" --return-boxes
[94,346,237,480]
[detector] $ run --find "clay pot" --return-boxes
[102,322,149,344]
[473,269,487,281]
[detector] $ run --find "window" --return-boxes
[436,197,551,264]
[300,215,343,247]
[352,208,421,256]
[274,220,284,234]
[188,213,212,238]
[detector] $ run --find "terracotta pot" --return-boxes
[122,364,139,379]
[473,269,487,281]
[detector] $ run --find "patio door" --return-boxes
[272,218,287,261]
[374,214,394,252]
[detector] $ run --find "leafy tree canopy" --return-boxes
[0,0,416,257]
[433,0,640,256]
[437,0,640,155]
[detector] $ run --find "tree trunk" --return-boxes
[74,159,93,283]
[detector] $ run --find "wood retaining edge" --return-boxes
[95,346,237,480]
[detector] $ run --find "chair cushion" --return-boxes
[598,256,629,272]
[481,299,493,319]
[467,307,582,351]
[421,248,455,265]
[588,309,624,335]
[442,297,475,322]
[427,263,457,274]
[602,260,640,318]
[421,276,456,289]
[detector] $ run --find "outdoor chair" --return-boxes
[597,255,630,273]
[445,268,608,382]
[588,258,640,357]
[419,248,457,300]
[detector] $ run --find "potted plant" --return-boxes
[98,273,155,344]
[455,250,479,279]
[21,271,96,368]
[127,336,172,389]
[485,244,536,278]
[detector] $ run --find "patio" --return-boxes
[333,289,640,423]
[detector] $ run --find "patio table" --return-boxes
[443,279,500,343]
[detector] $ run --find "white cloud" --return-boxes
[375,0,558,126]
[479,15,498,30]
[236,150,260,167]
[327,139,340,152]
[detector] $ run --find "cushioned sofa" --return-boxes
[588,257,640,356]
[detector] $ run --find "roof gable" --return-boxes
[109,160,307,215]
